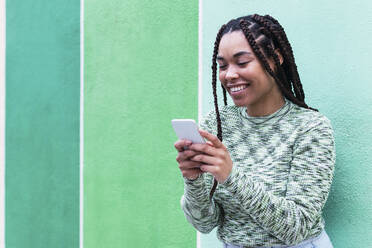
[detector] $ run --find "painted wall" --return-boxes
[3,0,200,247]
[3,1,371,248]
[84,0,198,247]
[5,0,80,247]
[201,0,372,247]
[0,0,5,246]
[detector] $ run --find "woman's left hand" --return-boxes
[189,130,233,183]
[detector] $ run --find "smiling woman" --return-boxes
[175,14,335,248]
[217,31,284,116]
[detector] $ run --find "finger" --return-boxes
[174,139,192,152]
[178,160,203,170]
[199,130,225,149]
[176,150,202,162]
[200,164,218,174]
[188,143,217,156]
[191,154,222,166]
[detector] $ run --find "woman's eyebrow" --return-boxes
[233,51,252,57]
[217,51,252,61]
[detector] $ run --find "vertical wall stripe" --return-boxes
[198,0,203,124]
[84,1,198,247]
[80,0,85,247]
[0,0,5,247]
[197,0,203,248]
[5,1,80,247]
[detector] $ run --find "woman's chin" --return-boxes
[231,98,252,108]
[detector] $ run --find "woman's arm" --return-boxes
[180,174,223,233]
[177,112,223,233]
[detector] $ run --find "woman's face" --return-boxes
[217,30,283,113]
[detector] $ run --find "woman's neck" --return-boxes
[246,95,285,117]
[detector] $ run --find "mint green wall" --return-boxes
[84,0,198,247]
[201,0,372,247]
[5,0,80,247]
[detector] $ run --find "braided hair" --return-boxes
[209,14,317,199]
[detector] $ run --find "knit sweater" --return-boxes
[180,99,335,247]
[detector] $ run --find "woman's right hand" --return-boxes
[174,139,204,180]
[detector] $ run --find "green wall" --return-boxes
[201,0,372,247]
[4,1,370,247]
[84,0,198,247]
[5,0,80,247]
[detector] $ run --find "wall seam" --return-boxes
[80,0,84,247]
[198,0,203,124]
[0,0,6,246]
[197,0,202,247]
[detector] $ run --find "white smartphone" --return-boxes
[171,119,206,144]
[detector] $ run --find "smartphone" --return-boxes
[171,119,206,144]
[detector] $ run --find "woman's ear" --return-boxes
[274,49,284,65]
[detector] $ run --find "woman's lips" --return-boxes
[229,83,251,96]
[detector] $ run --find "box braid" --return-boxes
[251,14,304,101]
[208,14,317,199]
[209,23,227,199]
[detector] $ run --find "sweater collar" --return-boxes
[238,98,293,125]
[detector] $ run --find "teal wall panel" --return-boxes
[84,0,198,247]
[5,1,80,247]
[201,0,372,247]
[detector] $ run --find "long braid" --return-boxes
[255,25,291,93]
[222,86,228,106]
[212,24,226,141]
[265,44,291,96]
[262,15,316,110]
[253,15,304,101]
[258,27,292,91]
[239,20,303,107]
[239,19,316,110]
[253,16,295,94]
[210,24,226,199]
[256,15,307,103]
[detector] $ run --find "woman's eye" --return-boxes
[219,65,227,70]
[238,62,249,66]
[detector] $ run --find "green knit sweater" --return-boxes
[181,99,335,247]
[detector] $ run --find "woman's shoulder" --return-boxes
[289,103,333,132]
[199,105,240,133]
[200,105,240,123]
[201,105,240,120]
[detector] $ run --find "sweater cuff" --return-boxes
[183,174,203,184]
[221,166,239,187]
[183,174,205,199]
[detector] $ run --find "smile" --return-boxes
[230,84,250,93]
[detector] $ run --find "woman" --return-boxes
[174,14,335,248]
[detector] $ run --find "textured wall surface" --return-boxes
[4,1,369,247]
[5,0,80,247]
[84,0,198,247]
[201,0,372,247]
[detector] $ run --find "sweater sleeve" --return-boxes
[221,117,335,245]
[180,111,223,233]
[180,174,222,233]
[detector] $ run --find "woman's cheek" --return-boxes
[219,72,226,84]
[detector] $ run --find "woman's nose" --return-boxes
[225,66,239,80]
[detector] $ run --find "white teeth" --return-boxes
[230,85,248,92]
